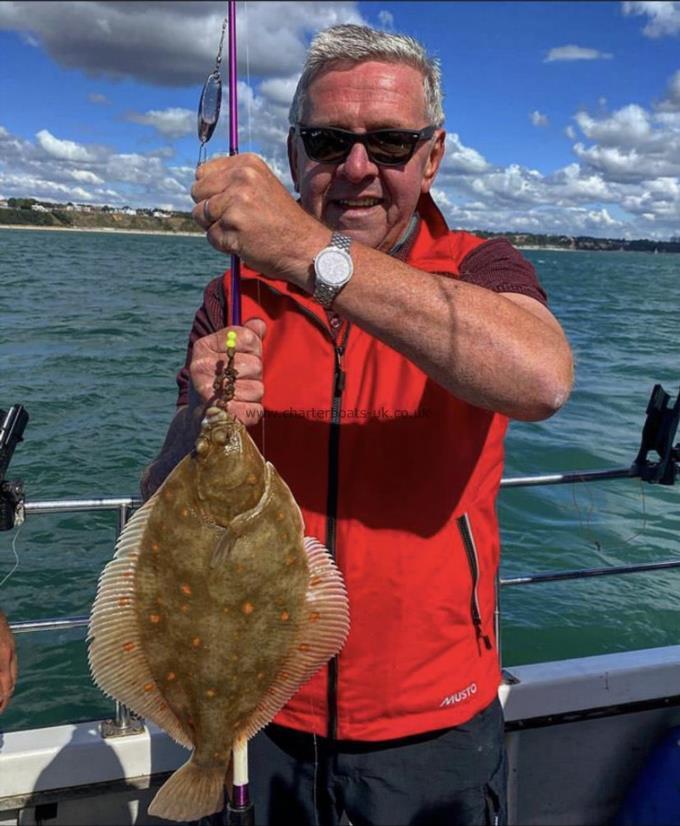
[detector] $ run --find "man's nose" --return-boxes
[338,140,377,181]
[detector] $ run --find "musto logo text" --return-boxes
[440,682,477,707]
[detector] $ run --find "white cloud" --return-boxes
[440,133,490,175]
[530,110,549,128]
[622,1,680,37]
[544,45,613,62]
[35,130,98,163]
[66,169,105,185]
[0,1,366,86]
[574,104,653,147]
[126,107,195,139]
[655,69,680,112]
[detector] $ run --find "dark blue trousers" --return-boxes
[244,698,507,826]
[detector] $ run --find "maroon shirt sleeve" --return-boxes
[176,275,227,407]
[458,238,548,305]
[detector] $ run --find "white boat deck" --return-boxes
[2,645,680,824]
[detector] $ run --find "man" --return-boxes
[142,23,573,826]
[0,610,17,713]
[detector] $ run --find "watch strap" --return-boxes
[313,233,353,308]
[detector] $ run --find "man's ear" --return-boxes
[287,129,300,193]
[421,129,446,194]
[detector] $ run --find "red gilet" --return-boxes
[218,195,507,741]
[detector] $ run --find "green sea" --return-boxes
[1,227,679,733]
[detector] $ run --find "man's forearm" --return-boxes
[293,242,573,422]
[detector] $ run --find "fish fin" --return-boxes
[87,492,193,750]
[240,536,350,741]
[211,462,274,568]
[148,754,228,821]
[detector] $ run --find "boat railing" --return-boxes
[9,461,680,639]
[4,460,679,734]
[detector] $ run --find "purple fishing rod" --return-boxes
[226,3,253,825]
[228,0,242,328]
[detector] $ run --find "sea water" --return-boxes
[0,227,678,732]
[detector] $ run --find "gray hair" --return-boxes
[288,24,444,128]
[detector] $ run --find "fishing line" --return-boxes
[0,525,22,589]
[570,477,650,555]
[241,0,267,462]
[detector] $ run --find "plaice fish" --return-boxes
[87,406,350,822]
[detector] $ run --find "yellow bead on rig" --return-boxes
[226,331,237,352]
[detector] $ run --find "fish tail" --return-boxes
[147,755,227,821]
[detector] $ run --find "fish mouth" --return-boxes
[194,406,240,455]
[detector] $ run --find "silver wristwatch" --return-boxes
[313,232,353,308]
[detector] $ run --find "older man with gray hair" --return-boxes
[144,22,572,826]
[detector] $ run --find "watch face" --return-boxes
[315,247,353,285]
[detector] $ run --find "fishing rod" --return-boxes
[197,2,251,822]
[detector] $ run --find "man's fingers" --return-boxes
[232,379,264,404]
[227,401,264,426]
[243,317,267,342]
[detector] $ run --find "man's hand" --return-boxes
[190,317,266,426]
[0,611,17,714]
[191,154,324,288]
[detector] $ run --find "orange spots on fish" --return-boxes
[256,672,265,681]
[242,601,255,615]
[143,682,155,692]
[309,611,321,623]
[118,597,131,608]
[122,641,135,653]
[151,542,160,554]
[158,702,168,711]
[222,606,230,614]
[205,688,216,699]
[310,576,322,587]
[180,583,192,596]
[298,643,311,652]
[286,554,297,566]
[192,637,202,648]
[247,473,257,485]
[166,672,176,682]
[278,671,290,681]
[235,563,245,574]
[149,613,161,624]
[277,511,285,521]
[180,604,190,614]
[123,571,134,579]
[180,507,189,518]
[213,751,225,760]
[280,611,290,622]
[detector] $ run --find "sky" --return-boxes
[1,0,680,240]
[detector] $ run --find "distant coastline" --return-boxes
[0,223,202,238]
[2,200,680,252]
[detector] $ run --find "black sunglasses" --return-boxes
[294,124,436,166]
